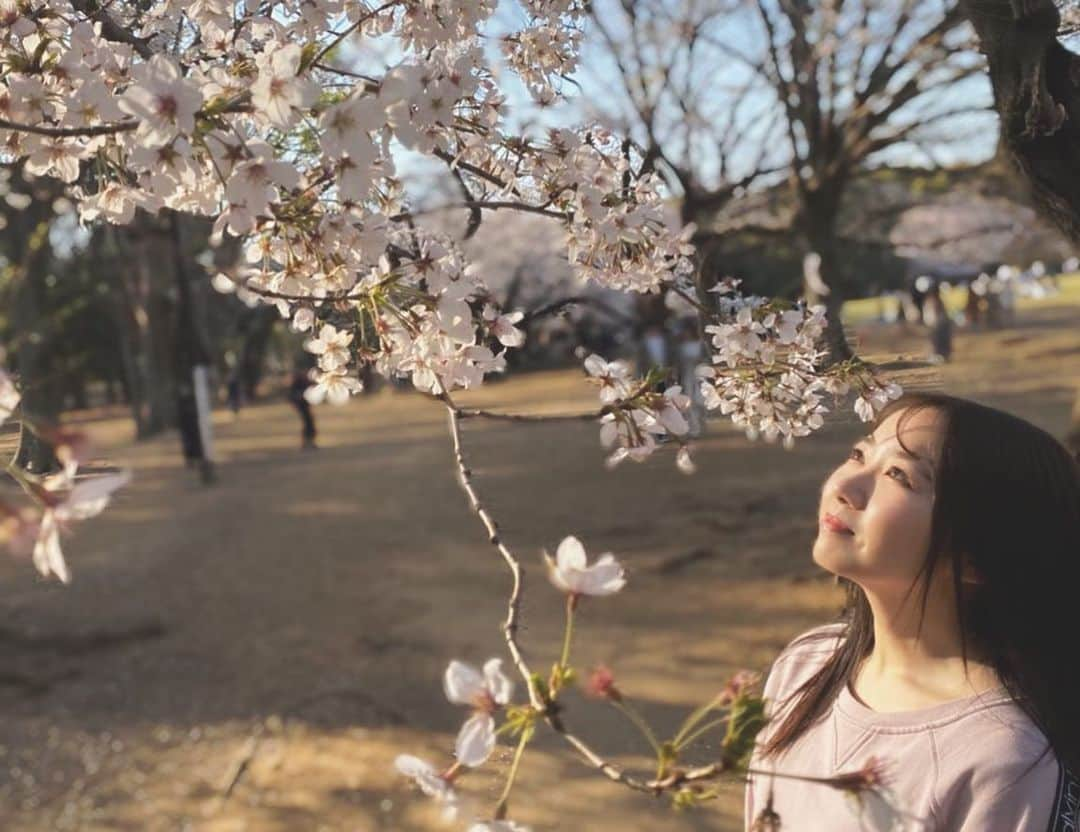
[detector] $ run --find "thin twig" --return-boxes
[0,117,137,138]
[443,402,543,710]
[520,295,634,326]
[440,395,679,797]
[217,732,262,807]
[453,405,610,423]
[310,0,404,68]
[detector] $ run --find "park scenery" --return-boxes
[0,2,1078,831]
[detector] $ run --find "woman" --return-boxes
[745,393,1079,831]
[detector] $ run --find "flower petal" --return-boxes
[32,512,69,584]
[543,551,575,594]
[394,754,436,780]
[482,658,514,705]
[444,660,485,706]
[555,535,587,571]
[455,713,495,767]
[581,554,626,596]
[60,470,132,521]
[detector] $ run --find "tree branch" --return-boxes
[68,0,155,59]
[520,294,634,326]
[0,118,137,138]
[959,0,1080,240]
[443,401,544,710]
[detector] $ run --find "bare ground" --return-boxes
[0,304,1076,832]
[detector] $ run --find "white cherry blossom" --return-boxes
[23,138,82,183]
[305,324,353,370]
[583,354,634,404]
[32,470,131,584]
[443,658,513,768]
[319,93,380,161]
[393,754,460,819]
[483,306,526,348]
[544,535,626,597]
[303,367,362,405]
[118,54,203,146]
[252,44,315,129]
[443,658,514,710]
[77,183,139,225]
[63,79,125,128]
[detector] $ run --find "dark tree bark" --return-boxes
[959,0,1080,456]
[237,305,278,400]
[4,167,62,473]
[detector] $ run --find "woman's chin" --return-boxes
[812,536,851,576]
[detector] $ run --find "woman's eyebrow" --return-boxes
[861,433,936,480]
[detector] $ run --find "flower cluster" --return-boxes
[0,3,585,403]
[697,288,901,445]
[582,354,696,471]
[502,22,583,104]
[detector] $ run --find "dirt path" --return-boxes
[0,305,1076,832]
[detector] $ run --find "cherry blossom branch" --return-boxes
[520,295,634,326]
[0,118,137,138]
[309,0,405,69]
[451,404,611,423]
[433,147,514,192]
[442,396,696,797]
[388,200,567,224]
[444,402,544,710]
[68,0,155,59]
[545,721,657,793]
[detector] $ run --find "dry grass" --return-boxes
[0,299,1076,831]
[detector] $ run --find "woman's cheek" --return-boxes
[862,498,933,581]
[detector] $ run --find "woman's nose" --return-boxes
[833,469,868,511]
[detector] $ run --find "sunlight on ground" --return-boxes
[0,294,1076,831]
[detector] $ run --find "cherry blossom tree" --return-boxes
[0,1,907,827]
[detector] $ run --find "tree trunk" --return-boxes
[10,177,59,473]
[169,211,216,484]
[111,217,178,437]
[801,189,853,364]
[238,305,278,400]
[99,227,150,436]
[958,1,1080,453]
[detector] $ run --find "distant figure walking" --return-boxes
[287,369,318,450]
[923,286,953,364]
[676,318,706,438]
[226,368,243,418]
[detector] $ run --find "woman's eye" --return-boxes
[886,467,912,487]
[848,447,864,462]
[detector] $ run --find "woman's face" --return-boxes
[812,407,943,589]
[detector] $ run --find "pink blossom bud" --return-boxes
[717,670,761,706]
[584,665,622,702]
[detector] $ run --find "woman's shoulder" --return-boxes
[932,703,1061,829]
[935,697,1055,771]
[762,622,845,702]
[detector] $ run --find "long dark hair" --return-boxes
[761,392,1080,771]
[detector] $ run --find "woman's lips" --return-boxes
[822,513,854,534]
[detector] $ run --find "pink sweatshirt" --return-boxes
[744,625,1076,831]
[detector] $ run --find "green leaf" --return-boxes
[722,695,767,771]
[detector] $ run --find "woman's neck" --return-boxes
[851,582,1001,712]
